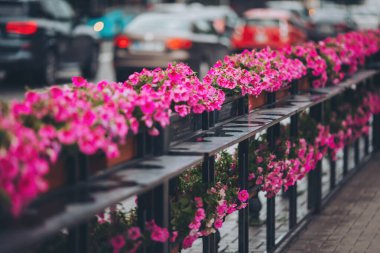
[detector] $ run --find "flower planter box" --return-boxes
[168,113,203,146]
[46,135,138,190]
[88,135,138,174]
[45,157,67,190]
[276,86,291,101]
[170,243,180,253]
[249,87,291,112]
[298,77,310,93]
[211,96,247,127]
[261,86,292,108]
[249,92,267,112]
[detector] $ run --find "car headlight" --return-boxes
[93,21,104,32]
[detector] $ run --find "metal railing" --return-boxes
[0,69,379,253]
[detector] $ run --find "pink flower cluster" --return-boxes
[125,63,225,117]
[0,112,51,216]
[283,42,328,88]
[204,47,306,97]
[250,89,380,197]
[182,198,206,249]
[0,30,380,218]
[1,63,226,215]
[319,30,379,84]
[367,92,380,115]
[250,137,321,197]
[146,220,170,243]
[2,76,174,215]
[326,91,380,160]
[109,220,175,253]
[181,186,248,249]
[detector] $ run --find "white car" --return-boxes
[350,6,380,30]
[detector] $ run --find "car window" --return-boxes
[312,9,347,22]
[56,0,75,20]
[246,18,280,27]
[0,2,26,17]
[41,0,59,19]
[40,0,74,20]
[193,20,216,35]
[0,1,46,18]
[126,14,191,33]
[289,16,305,30]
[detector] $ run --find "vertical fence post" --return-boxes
[169,177,179,252]
[307,171,314,210]
[330,160,336,190]
[343,146,349,176]
[328,98,337,190]
[291,80,298,95]
[373,114,380,151]
[137,191,151,253]
[137,183,169,253]
[373,73,380,150]
[364,78,370,156]
[67,153,89,253]
[354,139,360,166]
[153,183,169,253]
[364,128,370,156]
[310,103,323,214]
[289,114,298,229]
[355,77,361,163]
[204,111,211,130]
[266,123,279,253]
[238,139,249,253]
[203,155,217,253]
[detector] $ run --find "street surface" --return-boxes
[283,151,380,253]
[0,42,115,102]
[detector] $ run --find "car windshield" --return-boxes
[266,1,308,17]
[246,18,280,27]
[0,2,26,17]
[126,14,191,33]
[351,8,378,16]
[312,9,347,22]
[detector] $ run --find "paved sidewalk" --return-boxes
[283,152,380,253]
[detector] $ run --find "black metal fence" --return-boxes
[0,69,379,253]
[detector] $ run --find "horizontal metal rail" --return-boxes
[0,70,378,253]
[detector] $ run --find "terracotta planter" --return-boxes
[45,157,67,190]
[46,135,138,190]
[276,86,290,101]
[170,243,180,253]
[298,77,310,93]
[249,92,267,112]
[88,135,138,174]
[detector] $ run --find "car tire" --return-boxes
[115,68,135,82]
[81,46,99,80]
[35,50,57,86]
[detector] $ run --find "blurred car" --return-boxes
[265,1,313,39]
[349,6,379,30]
[195,5,242,45]
[0,0,100,84]
[150,3,241,51]
[87,7,141,40]
[113,12,230,81]
[148,2,191,13]
[309,8,357,41]
[266,1,309,20]
[232,9,307,51]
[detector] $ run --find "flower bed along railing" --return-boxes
[0,30,380,253]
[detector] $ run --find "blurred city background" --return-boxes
[0,0,379,101]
